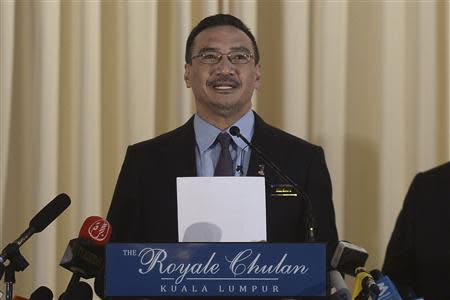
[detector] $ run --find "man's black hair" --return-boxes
[185,14,260,65]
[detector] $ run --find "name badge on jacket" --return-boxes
[269,184,298,198]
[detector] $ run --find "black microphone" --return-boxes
[329,241,378,299]
[28,194,71,233]
[0,193,71,277]
[331,240,369,276]
[11,286,53,300]
[29,286,53,300]
[230,125,316,242]
[0,193,71,263]
[59,216,111,300]
[58,281,93,300]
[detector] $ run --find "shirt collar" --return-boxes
[194,110,255,153]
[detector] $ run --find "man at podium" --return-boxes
[106,12,338,284]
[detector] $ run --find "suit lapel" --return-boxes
[157,117,197,242]
[165,116,197,178]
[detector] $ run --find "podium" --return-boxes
[105,243,326,297]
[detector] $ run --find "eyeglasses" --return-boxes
[191,50,255,64]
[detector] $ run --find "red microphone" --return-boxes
[78,216,112,246]
[59,216,111,299]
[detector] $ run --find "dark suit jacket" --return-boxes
[382,162,450,300]
[104,112,338,299]
[108,112,338,246]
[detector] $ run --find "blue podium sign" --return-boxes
[105,243,326,297]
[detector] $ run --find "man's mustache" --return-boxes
[207,75,240,87]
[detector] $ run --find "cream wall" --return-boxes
[1,0,449,297]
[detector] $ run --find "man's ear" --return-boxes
[254,63,261,89]
[184,64,192,88]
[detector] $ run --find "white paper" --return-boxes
[176,177,266,242]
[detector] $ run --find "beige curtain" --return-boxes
[1,0,449,297]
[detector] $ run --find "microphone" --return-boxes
[12,286,53,300]
[331,240,369,276]
[59,216,111,299]
[353,267,380,300]
[229,126,316,242]
[330,241,377,299]
[29,286,53,300]
[77,216,111,246]
[0,194,71,265]
[370,269,403,300]
[58,281,93,300]
[329,270,351,300]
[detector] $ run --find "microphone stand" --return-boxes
[0,243,30,300]
[230,126,316,242]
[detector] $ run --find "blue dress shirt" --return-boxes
[194,110,254,176]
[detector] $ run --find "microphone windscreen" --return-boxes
[331,241,369,276]
[229,126,240,136]
[29,193,71,232]
[67,281,93,300]
[78,216,112,246]
[60,216,112,279]
[29,286,53,300]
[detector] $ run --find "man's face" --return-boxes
[184,25,261,121]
